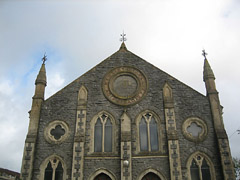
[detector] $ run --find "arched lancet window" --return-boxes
[188,153,215,180]
[94,173,112,180]
[142,172,161,180]
[94,113,113,152]
[44,158,63,180]
[138,112,159,152]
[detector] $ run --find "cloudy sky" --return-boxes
[0,0,239,172]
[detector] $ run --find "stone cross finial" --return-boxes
[42,53,47,64]
[120,31,127,42]
[202,49,208,59]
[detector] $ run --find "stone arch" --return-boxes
[186,151,216,180]
[89,111,117,154]
[135,110,162,153]
[188,147,214,160]
[78,85,88,105]
[88,168,116,180]
[137,168,166,180]
[39,154,67,180]
[163,82,172,99]
[163,82,174,108]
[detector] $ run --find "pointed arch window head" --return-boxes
[94,173,112,180]
[94,113,113,152]
[188,153,214,180]
[142,172,161,180]
[44,158,63,180]
[139,112,159,152]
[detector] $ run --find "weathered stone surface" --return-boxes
[29,47,227,179]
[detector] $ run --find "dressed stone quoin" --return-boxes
[20,42,235,180]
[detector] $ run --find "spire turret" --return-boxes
[202,50,236,180]
[20,55,48,180]
[202,50,217,94]
[203,51,215,82]
[34,55,47,99]
[35,63,46,85]
[29,54,47,133]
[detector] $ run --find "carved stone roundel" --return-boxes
[102,66,148,106]
[44,120,69,144]
[182,117,208,143]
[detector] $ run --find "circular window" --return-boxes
[102,66,148,106]
[44,120,69,144]
[182,117,208,142]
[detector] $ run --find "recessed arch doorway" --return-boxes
[141,172,161,180]
[93,173,112,180]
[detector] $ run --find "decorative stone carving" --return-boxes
[182,117,208,143]
[102,66,148,106]
[44,120,69,144]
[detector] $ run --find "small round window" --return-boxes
[44,120,69,144]
[182,117,208,142]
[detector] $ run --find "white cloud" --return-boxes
[0,80,14,96]
[0,0,240,172]
[46,73,65,98]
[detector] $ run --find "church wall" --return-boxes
[32,50,224,179]
[171,83,224,179]
[132,157,170,179]
[32,85,80,179]
[83,159,121,180]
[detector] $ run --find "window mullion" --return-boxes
[52,163,56,180]
[102,121,105,152]
[199,163,202,180]
[147,121,151,151]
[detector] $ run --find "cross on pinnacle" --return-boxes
[120,31,127,42]
[42,53,47,64]
[202,49,208,60]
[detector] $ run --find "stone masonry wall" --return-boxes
[32,49,223,179]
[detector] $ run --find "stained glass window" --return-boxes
[94,118,103,152]
[190,155,212,180]
[104,118,112,152]
[44,159,64,180]
[150,118,159,151]
[201,159,211,180]
[139,113,159,152]
[55,162,63,180]
[44,162,53,180]
[140,117,148,151]
[190,159,200,180]
[94,114,113,152]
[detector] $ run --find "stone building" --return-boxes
[0,168,20,180]
[20,42,235,180]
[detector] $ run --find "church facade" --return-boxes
[20,43,235,180]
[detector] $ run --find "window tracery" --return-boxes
[136,111,161,153]
[40,156,66,180]
[187,153,215,180]
[90,111,116,154]
[44,120,69,144]
[182,117,208,143]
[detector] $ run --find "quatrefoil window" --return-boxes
[187,122,202,137]
[44,120,69,144]
[182,117,208,143]
[50,125,65,140]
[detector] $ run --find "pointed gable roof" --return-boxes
[44,43,207,103]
